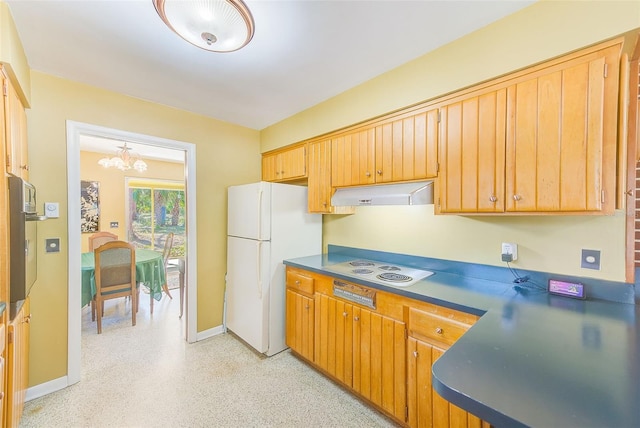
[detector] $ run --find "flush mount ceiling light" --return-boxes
[153,0,255,53]
[98,143,148,173]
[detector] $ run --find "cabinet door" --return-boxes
[308,139,333,213]
[407,337,484,428]
[279,144,306,180]
[314,294,354,386]
[438,89,507,213]
[375,109,439,183]
[261,152,279,181]
[285,289,314,361]
[0,323,5,426]
[4,75,29,180]
[262,145,307,182]
[7,297,30,428]
[352,306,406,422]
[331,128,375,187]
[407,337,435,428]
[505,45,619,213]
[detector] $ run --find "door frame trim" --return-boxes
[66,120,198,385]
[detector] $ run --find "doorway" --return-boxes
[66,121,198,385]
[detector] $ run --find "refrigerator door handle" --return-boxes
[258,188,263,239]
[256,241,262,299]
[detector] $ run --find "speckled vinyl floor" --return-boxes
[20,277,398,428]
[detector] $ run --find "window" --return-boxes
[126,179,185,257]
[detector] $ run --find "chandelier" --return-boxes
[98,143,148,172]
[152,0,255,53]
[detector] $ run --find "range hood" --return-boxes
[331,181,434,206]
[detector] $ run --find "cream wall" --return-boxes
[27,72,260,386]
[261,0,640,282]
[79,151,185,253]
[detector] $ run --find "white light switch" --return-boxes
[45,202,59,218]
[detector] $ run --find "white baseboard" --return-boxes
[25,376,70,402]
[196,324,224,341]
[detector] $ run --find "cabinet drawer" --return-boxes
[286,269,314,295]
[407,307,471,346]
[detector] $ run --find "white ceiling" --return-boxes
[6,0,535,132]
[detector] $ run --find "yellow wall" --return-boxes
[79,151,185,253]
[27,72,260,386]
[261,0,640,282]
[0,1,30,105]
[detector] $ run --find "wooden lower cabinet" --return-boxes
[285,266,488,427]
[315,293,406,421]
[406,304,488,428]
[0,322,6,426]
[285,289,315,361]
[407,338,487,428]
[6,297,30,428]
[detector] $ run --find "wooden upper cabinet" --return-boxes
[332,108,439,188]
[375,108,439,183]
[331,128,376,187]
[308,139,355,214]
[438,40,621,215]
[505,43,620,213]
[438,88,507,214]
[3,69,29,180]
[308,139,333,213]
[261,143,307,182]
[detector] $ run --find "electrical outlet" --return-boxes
[501,242,518,262]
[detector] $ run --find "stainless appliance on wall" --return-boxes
[225,181,322,356]
[8,174,48,303]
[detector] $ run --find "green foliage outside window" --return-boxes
[128,183,185,258]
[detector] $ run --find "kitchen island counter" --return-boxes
[284,245,639,428]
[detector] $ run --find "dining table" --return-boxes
[81,248,167,308]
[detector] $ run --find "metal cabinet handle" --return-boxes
[435,327,443,335]
[354,316,360,321]
[489,195,497,202]
[365,171,371,177]
[343,312,348,317]
[513,194,522,201]
[377,170,382,175]
[295,280,300,285]
[304,305,310,310]
[413,351,418,358]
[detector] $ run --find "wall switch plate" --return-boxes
[581,249,601,270]
[45,238,60,253]
[44,202,59,218]
[501,242,518,261]
[110,221,119,228]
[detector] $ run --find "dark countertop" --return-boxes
[284,246,640,428]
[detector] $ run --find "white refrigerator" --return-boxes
[225,181,322,356]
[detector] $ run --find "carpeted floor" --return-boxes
[19,288,398,427]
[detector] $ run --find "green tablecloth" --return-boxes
[81,249,166,307]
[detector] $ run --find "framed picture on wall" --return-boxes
[81,180,100,233]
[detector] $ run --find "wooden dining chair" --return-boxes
[161,232,186,318]
[88,231,118,251]
[145,232,176,314]
[93,240,138,334]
